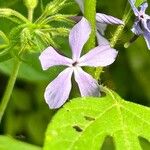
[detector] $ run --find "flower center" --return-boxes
[72,61,78,66]
[140,15,144,19]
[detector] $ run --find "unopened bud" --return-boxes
[124,42,130,48]
[24,0,38,10]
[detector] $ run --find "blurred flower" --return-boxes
[128,0,150,49]
[39,17,118,109]
[75,0,124,45]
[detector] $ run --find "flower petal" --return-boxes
[144,31,150,49]
[75,0,84,13]
[39,47,73,70]
[139,2,148,13]
[128,0,139,16]
[96,31,109,46]
[79,45,118,67]
[96,13,124,25]
[141,15,150,32]
[74,67,100,97]
[131,20,144,35]
[44,68,73,109]
[96,22,107,35]
[69,17,91,60]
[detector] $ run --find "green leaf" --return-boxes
[0,136,41,150]
[44,89,150,150]
[135,0,145,7]
[0,56,62,82]
[0,8,29,24]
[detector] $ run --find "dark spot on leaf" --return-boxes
[73,125,83,132]
[139,136,150,149]
[84,116,95,121]
[101,136,115,150]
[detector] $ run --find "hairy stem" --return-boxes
[95,7,131,81]
[0,59,21,123]
[110,10,131,47]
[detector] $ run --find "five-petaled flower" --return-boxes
[128,0,150,49]
[39,17,118,109]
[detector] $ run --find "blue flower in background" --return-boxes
[129,0,150,49]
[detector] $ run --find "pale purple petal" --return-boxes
[69,17,91,60]
[44,68,73,109]
[139,2,148,13]
[144,31,150,49]
[96,13,124,25]
[96,31,109,46]
[75,0,84,13]
[141,15,150,32]
[128,0,139,16]
[131,20,143,35]
[39,47,73,70]
[74,67,100,97]
[79,44,118,67]
[96,22,107,35]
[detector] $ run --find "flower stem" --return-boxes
[84,0,96,77]
[95,6,131,81]
[28,9,34,22]
[0,59,21,123]
[0,6,34,123]
[84,0,96,51]
[110,9,131,47]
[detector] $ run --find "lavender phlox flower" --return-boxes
[128,0,150,49]
[75,0,124,45]
[39,17,118,109]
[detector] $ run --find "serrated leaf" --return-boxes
[0,136,41,150]
[44,89,150,150]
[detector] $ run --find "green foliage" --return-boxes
[0,136,41,150]
[0,0,75,82]
[0,0,75,64]
[0,8,29,24]
[0,0,150,149]
[0,57,62,81]
[135,0,145,7]
[44,89,150,150]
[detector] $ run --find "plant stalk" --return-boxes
[0,6,34,123]
[84,0,96,51]
[28,9,34,22]
[0,59,21,123]
[84,0,96,77]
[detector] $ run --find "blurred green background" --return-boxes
[0,0,150,148]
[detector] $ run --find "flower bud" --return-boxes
[24,0,38,10]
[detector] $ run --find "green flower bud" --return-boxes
[24,0,38,10]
